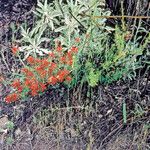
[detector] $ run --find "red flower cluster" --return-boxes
[57,46,62,52]
[40,82,47,92]
[71,46,78,53]
[21,68,34,77]
[56,69,70,82]
[48,62,57,75]
[24,78,44,96]
[59,46,78,66]
[49,52,55,58]
[29,80,40,96]
[5,41,79,103]
[48,69,71,84]
[11,79,23,92]
[48,76,58,85]
[5,79,22,103]
[5,93,19,103]
[27,56,36,65]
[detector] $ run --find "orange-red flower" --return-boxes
[17,86,23,93]
[21,68,34,77]
[31,90,38,96]
[48,76,58,85]
[56,46,62,52]
[23,77,41,96]
[49,52,55,58]
[60,56,66,63]
[5,93,19,103]
[11,79,23,92]
[65,76,72,82]
[67,51,73,59]
[56,69,70,82]
[21,68,28,73]
[63,52,73,66]
[75,37,80,43]
[51,62,57,69]
[11,79,21,88]
[29,82,40,93]
[37,69,47,78]
[35,58,42,64]
[39,82,47,92]
[34,59,50,71]
[27,56,36,65]
[71,46,78,53]
[24,78,32,87]
[11,46,19,55]
[41,59,50,67]
[59,51,73,66]
[67,59,73,66]
[48,62,57,75]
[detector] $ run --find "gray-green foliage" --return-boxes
[34,0,61,30]
[19,0,111,59]
[20,25,50,59]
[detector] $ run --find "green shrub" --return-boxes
[71,24,147,86]
[5,0,150,103]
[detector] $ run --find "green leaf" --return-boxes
[6,121,14,130]
[21,87,30,99]
[37,0,44,9]
[55,26,67,32]
[36,8,44,14]
[123,101,127,124]
[44,0,48,11]
[88,68,100,87]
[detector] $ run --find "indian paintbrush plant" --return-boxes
[5,41,78,103]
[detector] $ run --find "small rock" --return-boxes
[15,128,21,136]
[106,109,113,115]
[0,115,9,129]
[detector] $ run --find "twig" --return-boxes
[81,14,150,19]
[69,8,87,32]
[0,50,11,73]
